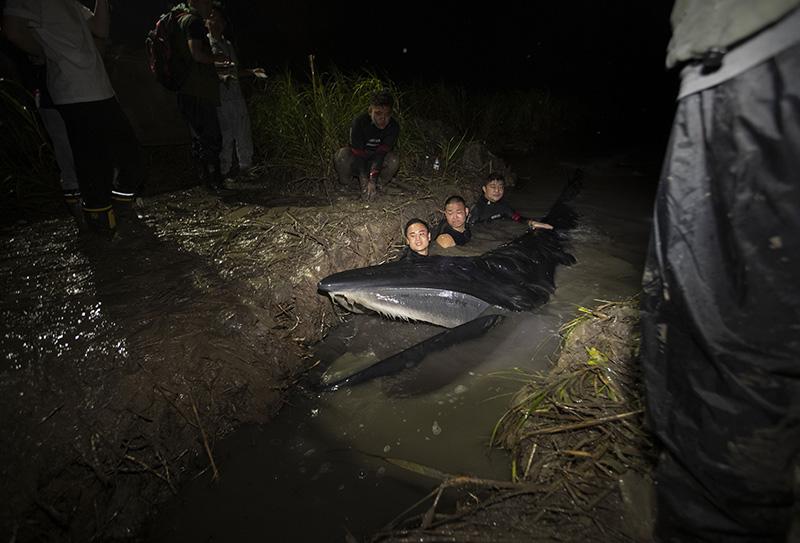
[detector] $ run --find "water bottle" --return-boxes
[433,156,440,171]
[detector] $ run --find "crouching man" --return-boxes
[334,89,400,201]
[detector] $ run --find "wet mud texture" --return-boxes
[0,180,457,542]
[2,146,659,542]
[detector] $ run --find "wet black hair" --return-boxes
[370,89,394,110]
[444,195,466,206]
[211,1,228,26]
[404,218,429,236]
[485,172,505,185]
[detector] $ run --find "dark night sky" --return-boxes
[105,0,679,137]
[112,1,677,97]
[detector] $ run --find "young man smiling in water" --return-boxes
[396,219,431,260]
[468,173,552,230]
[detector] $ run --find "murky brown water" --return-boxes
[147,150,659,542]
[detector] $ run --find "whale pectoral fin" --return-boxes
[316,314,506,391]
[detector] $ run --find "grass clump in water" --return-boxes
[492,299,653,484]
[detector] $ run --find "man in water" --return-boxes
[468,173,552,230]
[396,219,431,260]
[436,195,471,248]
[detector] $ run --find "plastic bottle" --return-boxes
[433,156,440,171]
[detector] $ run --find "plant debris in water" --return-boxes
[364,301,657,543]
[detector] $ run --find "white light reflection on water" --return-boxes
[0,223,129,372]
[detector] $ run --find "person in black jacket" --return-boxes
[334,89,400,201]
[175,0,228,191]
[389,219,431,261]
[468,173,552,230]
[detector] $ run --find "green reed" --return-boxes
[246,69,585,182]
[248,68,423,179]
[2,65,586,213]
[0,78,58,216]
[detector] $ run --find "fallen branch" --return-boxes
[285,210,327,247]
[191,397,220,483]
[122,454,177,495]
[520,409,643,439]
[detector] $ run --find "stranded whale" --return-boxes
[318,171,581,328]
[314,170,581,389]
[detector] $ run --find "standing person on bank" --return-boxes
[641,1,800,541]
[3,0,145,247]
[334,89,400,201]
[174,0,227,191]
[206,2,263,179]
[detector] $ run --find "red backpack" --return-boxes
[145,7,192,92]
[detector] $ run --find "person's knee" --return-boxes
[380,151,400,180]
[384,151,399,169]
[334,147,355,183]
[334,147,352,165]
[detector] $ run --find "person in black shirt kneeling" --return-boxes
[333,89,400,201]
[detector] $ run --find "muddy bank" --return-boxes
[0,163,488,541]
[1,143,662,542]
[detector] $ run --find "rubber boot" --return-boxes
[65,196,91,236]
[83,205,119,249]
[201,162,222,191]
[111,196,149,237]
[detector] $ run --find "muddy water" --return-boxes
[149,150,659,542]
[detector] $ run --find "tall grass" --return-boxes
[400,80,584,150]
[247,70,585,185]
[1,66,586,213]
[249,69,414,179]
[0,78,58,216]
[469,88,580,148]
